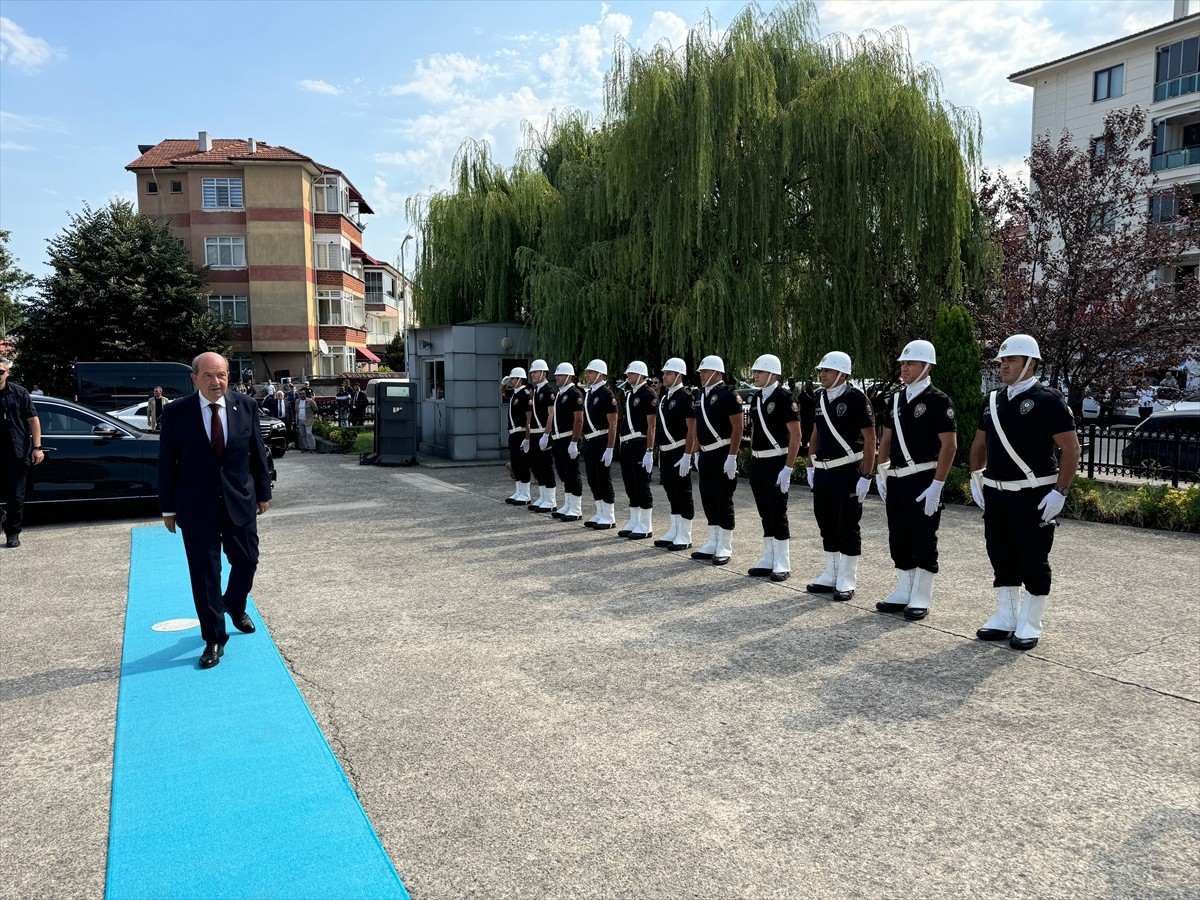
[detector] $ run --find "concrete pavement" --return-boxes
[2,451,1198,898]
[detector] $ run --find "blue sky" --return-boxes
[0,0,1183,280]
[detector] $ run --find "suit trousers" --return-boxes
[583,437,615,503]
[983,485,1057,596]
[750,457,790,540]
[619,437,653,508]
[812,463,863,555]
[885,470,943,573]
[297,420,315,451]
[507,433,531,483]
[658,446,694,520]
[528,435,556,488]
[0,452,29,536]
[697,449,736,530]
[180,499,260,646]
[552,438,583,496]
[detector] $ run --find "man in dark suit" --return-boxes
[159,352,273,669]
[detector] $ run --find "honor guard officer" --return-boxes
[970,334,1080,650]
[542,362,585,522]
[874,341,958,620]
[526,359,559,513]
[805,351,876,600]
[581,360,619,529]
[617,361,658,539]
[500,367,533,505]
[691,355,744,566]
[745,354,802,582]
[654,358,698,550]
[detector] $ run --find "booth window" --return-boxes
[425,359,445,399]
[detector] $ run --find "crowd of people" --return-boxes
[498,333,1080,651]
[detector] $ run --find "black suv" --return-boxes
[1122,408,1200,481]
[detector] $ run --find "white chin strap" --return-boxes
[1017,357,1033,384]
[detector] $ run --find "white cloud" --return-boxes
[299,79,341,96]
[389,52,498,103]
[538,4,632,85]
[0,17,58,72]
[0,140,32,151]
[638,11,689,52]
[0,110,65,132]
[370,176,408,216]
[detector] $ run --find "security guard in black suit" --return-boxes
[745,354,802,582]
[691,355,744,566]
[500,367,533,506]
[617,361,657,539]
[526,359,558,513]
[542,362,585,522]
[653,358,697,550]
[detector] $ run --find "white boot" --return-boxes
[618,507,640,536]
[553,491,570,518]
[691,525,719,559]
[904,569,935,620]
[631,507,652,539]
[977,586,1020,640]
[595,501,616,529]
[517,482,531,503]
[1011,592,1048,649]
[770,538,791,582]
[585,499,603,527]
[562,494,583,522]
[833,554,860,600]
[655,514,680,548]
[712,528,734,566]
[876,569,916,612]
[671,518,693,550]
[807,551,840,594]
[535,485,557,513]
[748,537,775,577]
[506,481,523,504]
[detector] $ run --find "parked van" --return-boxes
[74,361,194,411]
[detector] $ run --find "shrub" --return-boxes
[933,306,982,468]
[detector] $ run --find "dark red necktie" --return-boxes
[209,403,224,457]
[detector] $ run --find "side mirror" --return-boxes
[93,424,122,438]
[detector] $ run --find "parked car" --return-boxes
[107,402,289,458]
[1121,408,1200,480]
[74,361,194,410]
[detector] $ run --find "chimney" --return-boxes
[1175,0,1194,19]
[248,138,257,154]
[198,131,212,152]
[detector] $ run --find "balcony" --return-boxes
[1154,73,1198,103]
[1152,146,1200,172]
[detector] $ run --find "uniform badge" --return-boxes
[914,403,926,418]
[576,395,584,407]
[633,397,640,407]
[767,401,775,414]
[791,402,799,412]
[708,395,716,406]
[946,407,955,418]
[668,399,675,409]
[836,402,847,417]
[1020,399,1035,415]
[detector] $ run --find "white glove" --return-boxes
[875,472,888,502]
[776,466,791,494]
[969,469,985,510]
[807,466,816,490]
[539,434,549,451]
[723,455,737,480]
[520,439,529,454]
[916,479,944,517]
[601,447,613,467]
[1038,488,1065,523]
[642,451,654,473]
[568,441,579,460]
[855,477,870,504]
[676,454,691,477]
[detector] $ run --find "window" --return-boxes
[313,239,349,271]
[365,270,384,302]
[38,405,105,436]
[209,294,248,325]
[147,181,158,194]
[317,290,352,326]
[170,180,183,194]
[312,174,349,215]
[1093,64,1124,102]
[1154,38,1199,101]
[425,359,445,399]
[205,236,246,268]
[201,177,244,209]
[231,353,254,385]
[318,346,351,377]
[1088,204,1117,233]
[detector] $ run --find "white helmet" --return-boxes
[697,355,725,373]
[994,334,1040,361]
[508,367,527,381]
[816,351,852,375]
[554,362,576,377]
[625,360,649,377]
[529,359,549,373]
[897,340,936,365]
[584,359,608,376]
[751,353,782,375]
[662,357,687,375]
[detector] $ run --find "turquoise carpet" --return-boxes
[106,526,409,900]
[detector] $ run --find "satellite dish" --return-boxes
[318,339,330,356]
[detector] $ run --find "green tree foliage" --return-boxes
[14,201,228,394]
[933,305,981,466]
[409,1,983,379]
[0,229,36,339]
[384,330,406,372]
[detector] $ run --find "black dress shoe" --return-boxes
[504,497,522,505]
[628,532,651,540]
[231,612,256,634]
[592,522,613,530]
[618,527,633,537]
[712,555,731,566]
[976,628,1012,641]
[668,542,691,551]
[4,534,19,548]
[560,514,581,522]
[806,582,835,594]
[530,505,551,513]
[770,571,790,582]
[1009,635,1038,651]
[199,643,224,669]
[584,520,599,528]
[551,511,565,519]
[903,607,928,621]
[832,589,854,602]
[748,566,772,577]
[876,601,907,612]
[691,550,714,560]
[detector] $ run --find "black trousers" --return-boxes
[619,437,653,508]
[983,485,1056,595]
[0,452,29,537]
[529,433,555,488]
[885,470,943,572]
[812,464,863,555]
[658,446,694,520]
[180,501,260,646]
[552,439,582,496]
[507,432,531,483]
[697,448,736,530]
[583,437,615,503]
[750,456,791,540]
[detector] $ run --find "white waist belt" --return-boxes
[509,427,526,435]
[620,431,645,442]
[659,439,686,452]
[528,427,544,434]
[700,438,730,452]
[552,431,573,441]
[812,451,863,470]
[751,448,787,459]
[983,474,1057,491]
[583,428,608,440]
[888,460,937,478]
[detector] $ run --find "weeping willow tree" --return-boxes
[409,0,983,379]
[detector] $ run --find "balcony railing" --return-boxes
[1151,146,1200,172]
[1154,74,1198,103]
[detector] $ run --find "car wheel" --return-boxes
[271,446,287,459]
[1137,458,1172,479]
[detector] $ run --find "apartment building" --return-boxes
[126,132,403,382]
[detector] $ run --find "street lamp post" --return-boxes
[397,232,414,376]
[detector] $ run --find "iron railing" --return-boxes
[1079,422,1199,488]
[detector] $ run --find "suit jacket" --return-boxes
[289,397,317,428]
[158,392,273,529]
[147,395,170,430]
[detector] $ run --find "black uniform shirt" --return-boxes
[584,384,617,436]
[881,384,956,467]
[505,385,532,431]
[749,385,800,452]
[622,384,657,437]
[813,386,873,461]
[657,386,695,447]
[0,382,36,459]
[979,383,1074,481]
[694,383,742,445]
[552,384,585,435]
[532,382,556,432]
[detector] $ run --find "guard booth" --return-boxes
[373,379,417,465]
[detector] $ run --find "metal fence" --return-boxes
[1078,423,1200,488]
